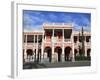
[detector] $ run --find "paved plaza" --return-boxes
[23,61,91,69]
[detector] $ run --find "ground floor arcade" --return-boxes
[23,46,91,63]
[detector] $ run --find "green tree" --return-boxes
[81,27,85,56]
[78,27,85,56]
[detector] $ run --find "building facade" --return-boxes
[23,23,91,63]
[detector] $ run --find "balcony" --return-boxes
[44,38,71,43]
[23,42,42,48]
[74,41,91,48]
[44,39,51,42]
[86,42,91,45]
[64,39,71,42]
[86,42,91,48]
[43,23,72,26]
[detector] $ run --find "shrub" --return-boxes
[75,56,91,61]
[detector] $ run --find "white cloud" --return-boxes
[72,22,90,31]
[23,10,90,32]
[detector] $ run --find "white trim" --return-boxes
[11,2,97,78]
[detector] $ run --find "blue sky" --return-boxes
[23,10,91,31]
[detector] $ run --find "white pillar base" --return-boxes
[72,57,75,62]
[62,54,65,62]
[85,48,87,57]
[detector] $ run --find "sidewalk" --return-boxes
[23,61,91,69]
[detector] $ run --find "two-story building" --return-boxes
[23,23,91,63]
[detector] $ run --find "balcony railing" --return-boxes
[86,42,91,46]
[44,38,71,43]
[64,39,71,42]
[24,43,42,46]
[74,41,91,47]
[43,23,72,26]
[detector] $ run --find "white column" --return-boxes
[77,35,79,43]
[36,35,38,61]
[84,36,87,57]
[33,35,35,62]
[63,29,64,42]
[72,32,75,62]
[52,29,54,63]
[24,34,27,62]
[35,35,37,61]
[76,36,79,56]
[45,32,46,41]
[34,35,35,46]
[62,29,65,62]
[41,32,44,62]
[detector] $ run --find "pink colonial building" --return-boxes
[23,23,91,63]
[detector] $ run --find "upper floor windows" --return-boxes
[73,36,91,43]
[27,35,34,43]
[24,35,42,43]
[74,36,77,43]
[86,36,91,42]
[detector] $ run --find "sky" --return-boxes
[23,10,91,32]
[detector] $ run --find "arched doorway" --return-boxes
[26,49,33,61]
[27,49,33,56]
[55,47,62,62]
[37,49,41,62]
[34,49,36,61]
[44,47,52,62]
[64,47,72,61]
[87,49,91,57]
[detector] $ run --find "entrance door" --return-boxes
[55,47,62,62]
[64,47,71,61]
[44,47,52,62]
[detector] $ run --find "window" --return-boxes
[27,35,34,43]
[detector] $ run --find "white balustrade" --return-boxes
[64,39,71,42]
